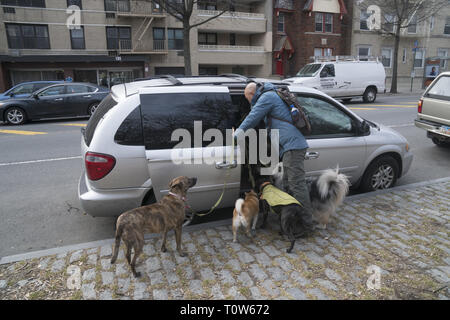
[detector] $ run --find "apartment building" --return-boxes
[0,0,273,91]
[351,3,450,90]
[272,0,352,77]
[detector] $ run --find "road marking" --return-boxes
[55,123,87,127]
[387,123,415,128]
[353,104,416,108]
[0,156,82,167]
[0,129,47,136]
[349,107,377,110]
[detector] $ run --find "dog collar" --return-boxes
[168,192,187,202]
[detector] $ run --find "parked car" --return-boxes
[283,57,386,103]
[414,71,450,147]
[78,75,412,223]
[0,82,109,125]
[0,81,63,101]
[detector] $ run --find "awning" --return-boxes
[303,0,348,19]
[274,36,294,59]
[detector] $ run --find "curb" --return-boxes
[1,176,449,266]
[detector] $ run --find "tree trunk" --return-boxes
[390,29,401,93]
[183,21,192,76]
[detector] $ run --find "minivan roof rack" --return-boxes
[310,55,381,63]
[219,74,250,81]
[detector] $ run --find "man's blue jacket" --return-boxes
[236,82,309,158]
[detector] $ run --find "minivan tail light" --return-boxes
[418,99,423,113]
[85,152,116,181]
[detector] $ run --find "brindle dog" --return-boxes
[111,176,197,277]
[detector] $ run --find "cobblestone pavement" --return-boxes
[1,181,449,300]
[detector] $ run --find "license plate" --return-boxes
[439,125,450,136]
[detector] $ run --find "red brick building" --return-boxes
[273,0,353,77]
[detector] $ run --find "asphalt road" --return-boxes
[1,93,449,257]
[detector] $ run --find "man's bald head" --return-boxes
[244,82,257,104]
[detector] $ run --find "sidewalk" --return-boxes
[1,179,449,300]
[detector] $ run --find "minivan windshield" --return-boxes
[296,64,322,77]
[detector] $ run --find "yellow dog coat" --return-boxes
[260,184,302,208]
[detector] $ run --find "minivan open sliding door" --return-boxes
[140,86,241,212]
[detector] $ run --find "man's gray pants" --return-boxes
[282,148,314,232]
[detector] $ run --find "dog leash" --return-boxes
[184,167,231,217]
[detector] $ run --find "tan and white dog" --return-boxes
[232,190,260,242]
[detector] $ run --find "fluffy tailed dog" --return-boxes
[111,176,197,277]
[272,164,350,230]
[257,176,308,253]
[232,190,259,243]
[309,168,350,229]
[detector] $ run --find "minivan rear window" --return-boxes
[84,94,118,146]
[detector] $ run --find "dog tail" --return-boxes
[235,198,245,216]
[110,222,124,264]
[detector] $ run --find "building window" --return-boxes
[437,48,448,68]
[153,27,165,50]
[104,0,130,12]
[106,26,131,50]
[408,14,417,33]
[325,14,333,33]
[358,46,371,57]
[229,33,236,46]
[402,48,407,64]
[414,49,425,68]
[67,0,82,9]
[0,0,45,7]
[278,12,285,33]
[198,32,217,45]
[199,66,218,76]
[198,0,217,10]
[381,48,392,68]
[168,28,183,50]
[5,23,50,49]
[383,13,395,33]
[70,26,85,49]
[315,13,333,33]
[360,10,370,30]
[315,13,323,32]
[445,17,450,35]
[429,15,435,31]
[314,48,332,57]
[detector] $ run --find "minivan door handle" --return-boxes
[215,160,237,169]
[54,98,63,101]
[305,151,320,160]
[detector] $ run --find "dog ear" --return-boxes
[169,178,183,190]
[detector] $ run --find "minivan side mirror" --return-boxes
[32,93,39,99]
[9,92,15,97]
[320,70,328,78]
[358,120,370,135]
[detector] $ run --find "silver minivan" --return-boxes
[78,75,413,223]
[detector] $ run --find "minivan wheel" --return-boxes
[5,107,27,125]
[360,155,399,192]
[363,87,377,103]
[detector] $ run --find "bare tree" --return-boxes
[148,0,235,75]
[355,0,448,93]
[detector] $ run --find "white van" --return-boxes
[284,57,386,103]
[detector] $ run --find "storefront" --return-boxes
[0,55,149,91]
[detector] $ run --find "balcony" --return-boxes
[107,0,166,18]
[116,39,168,54]
[196,10,266,33]
[197,45,266,65]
